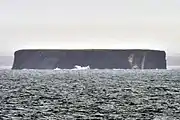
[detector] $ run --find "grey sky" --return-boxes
[0,0,180,55]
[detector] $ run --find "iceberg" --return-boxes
[54,65,90,70]
[72,65,90,70]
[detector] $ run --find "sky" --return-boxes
[0,0,180,55]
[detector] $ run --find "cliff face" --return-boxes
[12,49,166,69]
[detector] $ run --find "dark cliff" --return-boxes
[12,49,166,69]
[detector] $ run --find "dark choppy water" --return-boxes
[0,69,180,120]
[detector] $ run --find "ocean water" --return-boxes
[0,69,180,120]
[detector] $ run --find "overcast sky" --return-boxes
[0,0,180,55]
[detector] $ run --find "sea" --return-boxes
[0,67,180,119]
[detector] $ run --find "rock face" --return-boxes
[12,49,166,69]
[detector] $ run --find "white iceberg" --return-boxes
[72,65,90,70]
[54,65,90,70]
[54,67,61,70]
